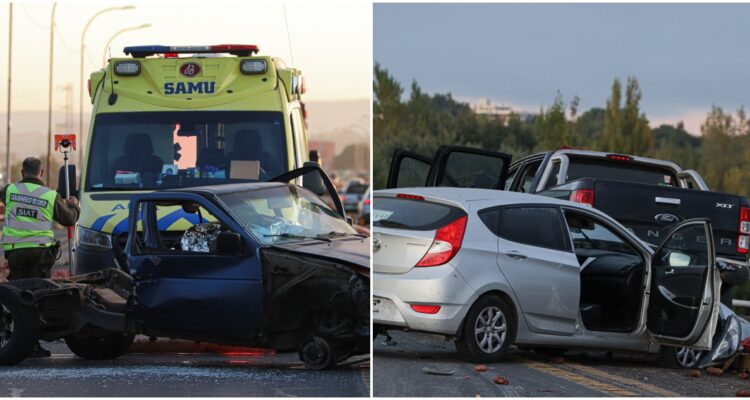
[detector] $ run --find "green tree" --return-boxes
[600,77,652,155]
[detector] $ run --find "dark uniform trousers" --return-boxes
[6,247,56,280]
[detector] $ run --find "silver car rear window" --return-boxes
[373,197,465,230]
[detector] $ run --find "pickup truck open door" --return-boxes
[387,145,512,190]
[646,219,720,349]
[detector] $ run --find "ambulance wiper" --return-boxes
[264,233,331,242]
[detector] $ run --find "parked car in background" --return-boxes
[373,186,721,364]
[342,179,369,213]
[357,187,370,225]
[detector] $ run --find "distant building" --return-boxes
[471,98,513,124]
[308,140,336,170]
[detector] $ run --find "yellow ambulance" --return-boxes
[74,44,309,273]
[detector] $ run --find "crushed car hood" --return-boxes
[269,237,370,269]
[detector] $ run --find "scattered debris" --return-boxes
[707,367,724,377]
[474,365,488,372]
[737,390,750,397]
[422,367,455,376]
[493,376,509,385]
[383,335,398,347]
[739,372,749,380]
[687,370,701,378]
[553,356,565,364]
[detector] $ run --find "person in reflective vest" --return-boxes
[0,157,80,357]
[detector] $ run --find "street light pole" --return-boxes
[78,5,135,167]
[45,2,56,186]
[101,23,152,67]
[5,3,12,185]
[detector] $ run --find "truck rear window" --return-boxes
[85,111,287,191]
[373,196,465,231]
[563,156,678,187]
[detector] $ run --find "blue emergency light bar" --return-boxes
[123,44,259,58]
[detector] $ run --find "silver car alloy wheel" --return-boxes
[0,303,14,349]
[675,346,703,369]
[474,305,507,354]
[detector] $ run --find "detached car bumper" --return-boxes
[373,264,474,335]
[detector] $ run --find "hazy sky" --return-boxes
[0,0,371,113]
[374,3,750,134]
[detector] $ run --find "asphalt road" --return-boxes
[373,331,750,397]
[0,338,370,397]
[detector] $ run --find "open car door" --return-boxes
[646,218,720,349]
[386,150,431,189]
[386,145,513,190]
[270,163,346,219]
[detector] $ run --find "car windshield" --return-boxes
[219,185,357,245]
[86,111,287,191]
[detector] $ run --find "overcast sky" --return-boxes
[0,0,371,112]
[374,3,750,134]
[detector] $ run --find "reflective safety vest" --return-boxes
[2,182,57,250]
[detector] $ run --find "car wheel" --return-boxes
[0,285,38,366]
[299,336,336,370]
[455,295,515,363]
[65,333,134,360]
[659,345,705,369]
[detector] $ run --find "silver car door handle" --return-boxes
[504,251,527,260]
[665,268,675,275]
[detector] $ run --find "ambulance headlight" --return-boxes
[78,227,113,249]
[114,61,141,76]
[240,59,267,75]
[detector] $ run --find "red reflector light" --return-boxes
[741,207,750,222]
[340,195,347,202]
[364,198,371,205]
[606,154,634,162]
[570,189,595,206]
[164,53,178,58]
[410,305,441,314]
[416,215,468,267]
[396,194,425,201]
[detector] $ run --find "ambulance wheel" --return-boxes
[65,333,134,360]
[299,336,336,370]
[0,285,39,365]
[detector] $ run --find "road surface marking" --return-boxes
[565,361,680,397]
[8,388,24,397]
[525,361,639,397]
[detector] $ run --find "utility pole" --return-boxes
[46,2,57,186]
[5,3,12,184]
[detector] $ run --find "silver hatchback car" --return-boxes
[373,187,721,363]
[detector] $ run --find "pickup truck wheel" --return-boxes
[65,333,134,360]
[0,286,38,366]
[455,295,516,363]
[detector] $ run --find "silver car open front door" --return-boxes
[646,219,720,349]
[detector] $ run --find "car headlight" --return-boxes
[77,227,113,249]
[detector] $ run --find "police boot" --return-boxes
[30,342,51,358]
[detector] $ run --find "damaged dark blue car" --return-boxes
[0,166,369,369]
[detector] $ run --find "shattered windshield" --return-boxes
[219,185,357,245]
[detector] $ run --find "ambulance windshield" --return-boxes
[85,111,287,191]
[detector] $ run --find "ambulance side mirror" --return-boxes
[57,164,79,199]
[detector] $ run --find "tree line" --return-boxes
[373,64,750,202]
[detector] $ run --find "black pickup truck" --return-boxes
[386,146,750,264]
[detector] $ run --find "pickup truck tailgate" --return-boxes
[591,180,747,259]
